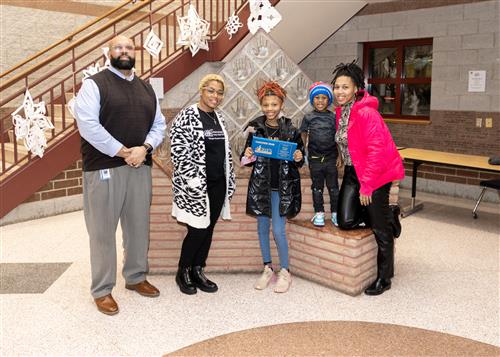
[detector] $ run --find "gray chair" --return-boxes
[472,179,500,219]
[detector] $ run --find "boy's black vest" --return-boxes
[81,69,156,171]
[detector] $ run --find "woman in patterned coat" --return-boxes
[170,74,236,295]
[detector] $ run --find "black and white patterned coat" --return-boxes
[170,104,236,228]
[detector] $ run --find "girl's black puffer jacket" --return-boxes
[241,115,304,218]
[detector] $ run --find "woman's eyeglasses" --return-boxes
[204,87,224,96]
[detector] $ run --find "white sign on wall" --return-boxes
[149,77,164,99]
[468,70,486,92]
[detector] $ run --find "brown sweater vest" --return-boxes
[81,69,156,171]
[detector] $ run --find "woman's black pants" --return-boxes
[178,178,226,268]
[337,165,394,279]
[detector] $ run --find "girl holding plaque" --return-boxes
[241,81,304,293]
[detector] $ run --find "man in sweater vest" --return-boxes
[75,35,166,315]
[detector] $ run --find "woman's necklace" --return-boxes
[206,110,218,124]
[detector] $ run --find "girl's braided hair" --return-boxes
[331,60,365,90]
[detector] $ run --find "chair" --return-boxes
[472,179,500,219]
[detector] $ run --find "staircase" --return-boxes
[0,0,263,218]
[0,0,366,219]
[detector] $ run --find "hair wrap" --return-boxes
[257,81,287,102]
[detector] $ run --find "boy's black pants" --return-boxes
[309,157,339,213]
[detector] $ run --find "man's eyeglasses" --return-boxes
[111,45,135,52]
[204,87,224,96]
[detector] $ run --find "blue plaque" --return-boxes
[251,136,297,161]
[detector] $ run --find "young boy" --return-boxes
[299,82,339,226]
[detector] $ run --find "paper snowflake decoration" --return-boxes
[177,5,210,56]
[102,47,111,67]
[83,47,110,81]
[247,0,282,34]
[225,11,243,39]
[11,90,54,158]
[144,30,164,58]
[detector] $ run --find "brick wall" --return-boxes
[23,160,83,204]
[149,163,382,296]
[148,163,399,271]
[403,162,500,186]
[299,0,500,190]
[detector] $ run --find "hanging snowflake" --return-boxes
[177,5,210,57]
[11,90,54,158]
[225,11,243,39]
[102,46,111,67]
[247,0,282,34]
[144,30,164,58]
[83,47,110,81]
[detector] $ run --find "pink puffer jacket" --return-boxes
[335,90,404,196]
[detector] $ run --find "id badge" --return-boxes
[99,169,111,180]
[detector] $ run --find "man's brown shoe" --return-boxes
[125,280,160,297]
[94,294,119,316]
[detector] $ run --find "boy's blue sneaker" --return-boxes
[311,212,325,227]
[331,212,338,227]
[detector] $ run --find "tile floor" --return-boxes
[1,190,499,356]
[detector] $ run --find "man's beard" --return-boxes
[110,55,135,70]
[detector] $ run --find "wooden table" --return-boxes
[398,148,500,216]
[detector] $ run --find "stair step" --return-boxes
[2,142,29,163]
[52,117,75,131]
[0,160,23,180]
[7,118,74,144]
[46,104,73,119]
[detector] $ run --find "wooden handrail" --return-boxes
[0,0,154,92]
[0,0,136,80]
[0,0,263,217]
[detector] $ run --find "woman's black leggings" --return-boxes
[178,178,226,269]
[338,165,394,279]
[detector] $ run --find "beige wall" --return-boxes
[0,5,94,73]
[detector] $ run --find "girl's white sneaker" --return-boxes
[274,268,291,293]
[254,265,274,290]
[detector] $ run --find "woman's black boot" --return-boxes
[364,277,391,295]
[191,266,218,293]
[390,204,402,238]
[176,267,197,295]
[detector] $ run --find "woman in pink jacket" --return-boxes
[332,61,404,296]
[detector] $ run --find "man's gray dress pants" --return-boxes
[83,165,152,298]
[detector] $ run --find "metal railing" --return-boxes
[0,0,246,178]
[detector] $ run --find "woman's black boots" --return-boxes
[364,277,392,295]
[176,267,197,295]
[191,266,218,293]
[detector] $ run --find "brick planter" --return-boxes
[149,163,384,296]
[288,221,377,296]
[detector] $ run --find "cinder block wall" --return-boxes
[299,0,500,197]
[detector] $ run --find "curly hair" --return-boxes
[331,60,365,90]
[199,73,225,92]
[256,81,287,102]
